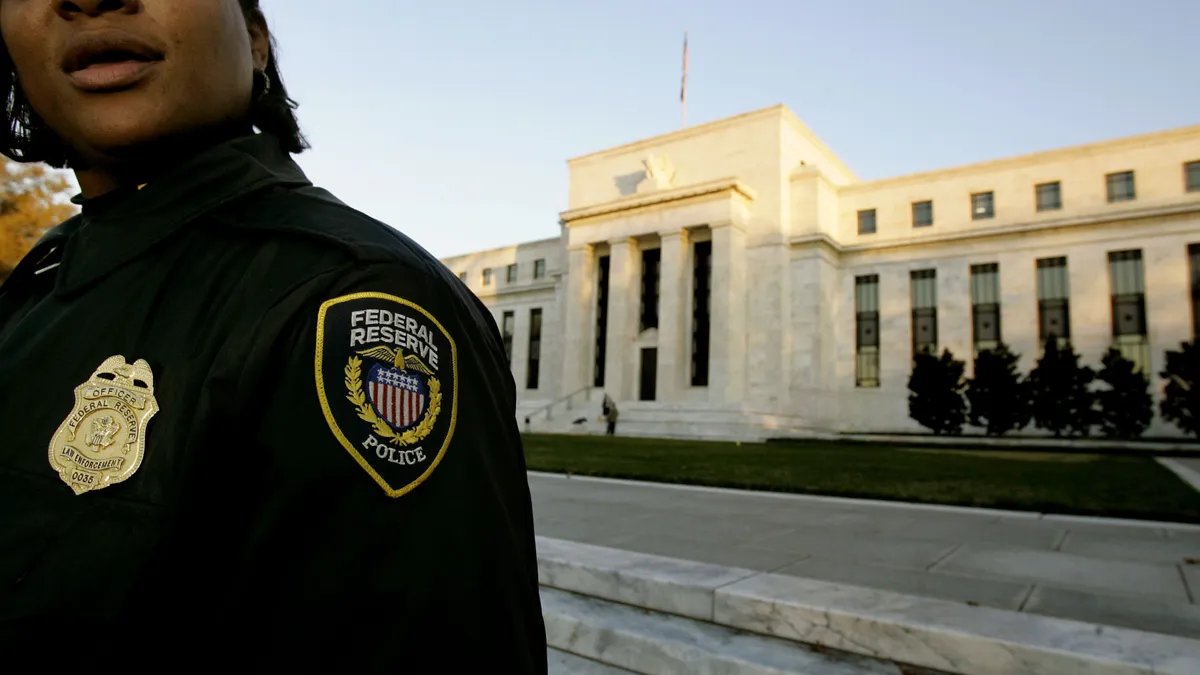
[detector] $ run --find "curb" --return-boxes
[537,536,1200,675]
[528,470,1200,532]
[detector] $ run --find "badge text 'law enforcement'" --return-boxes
[316,292,458,497]
[48,356,159,496]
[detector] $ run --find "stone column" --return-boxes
[744,243,791,412]
[604,238,639,401]
[656,229,688,401]
[937,262,971,372]
[509,307,528,393]
[877,266,912,391]
[997,250,1038,374]
[560,245,595,396]
[1068,248,1111,366]
[708,223,746,403]
[1144,239,1191,378]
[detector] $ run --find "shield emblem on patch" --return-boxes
[367,363,428,432]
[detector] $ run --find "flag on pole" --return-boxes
[680,31,689,104]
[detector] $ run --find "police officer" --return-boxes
[0,2,546,672]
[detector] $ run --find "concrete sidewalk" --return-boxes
[1160,457,1200,493]
[529,472,1200,639]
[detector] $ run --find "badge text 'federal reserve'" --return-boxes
[349,309,439,370]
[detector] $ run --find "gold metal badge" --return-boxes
[48,356,159,496]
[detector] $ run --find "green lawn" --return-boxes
[522,433,1200,524]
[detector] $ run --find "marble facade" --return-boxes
[440,105,1200,439]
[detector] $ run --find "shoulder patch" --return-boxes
[315,292,458,497]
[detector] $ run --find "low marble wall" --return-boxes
[536,536,1200,675]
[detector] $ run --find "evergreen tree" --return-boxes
[1095,348,1153,439]
[1161,341,1200,437]
[1027,336,1095,437]
[907,348,967,435]
[966,343,1030,436]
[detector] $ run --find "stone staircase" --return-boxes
[520,387,605,435]
[537,536,1200,675]
[543,586,917,674]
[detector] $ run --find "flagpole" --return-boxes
[681,30,688,128]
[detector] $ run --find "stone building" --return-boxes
[439,105,1200,440]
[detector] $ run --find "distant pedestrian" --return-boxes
[602,394,619,436]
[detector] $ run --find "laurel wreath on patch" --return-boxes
[345,356,441,446]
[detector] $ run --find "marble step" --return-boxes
[537,535,1200,675]
[549,647,639,674]
[543,586,914,675]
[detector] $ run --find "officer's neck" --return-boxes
[74,169,129,201]
[72,121,255,200]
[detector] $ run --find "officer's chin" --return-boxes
[61,107,240,172]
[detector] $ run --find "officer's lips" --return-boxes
[61,31,165,93]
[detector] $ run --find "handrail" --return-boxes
[523,385,595,425]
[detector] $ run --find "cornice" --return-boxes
[559,177,756,225]
[789,202,1200,254]
[438,235,562,262]
[468,280,559,300]
[841,124,1200,193]
[566,105,788,165]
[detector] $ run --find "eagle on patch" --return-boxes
[355,345,435,374]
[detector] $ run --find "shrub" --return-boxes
[908,348,968,435]
[1095,348,1153,439]
[1161,341,1200,437]
[966,343,1030,436]
[1027,336,1095,437]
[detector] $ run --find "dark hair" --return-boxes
[1,0,308,167]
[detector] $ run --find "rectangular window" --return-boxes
[640,248,661,331]
[506,263,518,283]
[1036,182,1062,211]
[593,255,610,387]
[691,240,712,386]
[910,269,937,357]
[970,263,1001,354]
[1106,171,1135,203]
[855,275,880,387]
[533,258,546,279]
[526,308,542,389]
[1108,250,1150,375]
[1186,161,1200,193]
[501,311,514,365]
[971,192,995,220]
[482,268,493,286]
[1191,243,1200,340]
[857,209,877,235]
[1036,256,1071,346]
[639,347,658,401]
[912,200,933,228]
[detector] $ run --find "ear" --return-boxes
[246,9,270,71]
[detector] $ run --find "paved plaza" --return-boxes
[529,471,1200,639]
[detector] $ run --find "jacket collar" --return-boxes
[53,132,312,297]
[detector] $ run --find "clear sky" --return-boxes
[263,0,1198,259]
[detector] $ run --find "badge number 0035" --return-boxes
[48,356,159,496]
[315,292,459,498]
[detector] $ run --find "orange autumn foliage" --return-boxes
[0,162,77,280]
